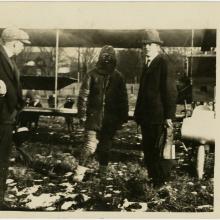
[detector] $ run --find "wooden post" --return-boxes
[55,29,59,109]
[77,47,81,83]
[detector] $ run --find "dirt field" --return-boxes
[4,113,214,212]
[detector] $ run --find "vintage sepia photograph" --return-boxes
[0,1,219,218]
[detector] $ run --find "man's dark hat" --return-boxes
[141,29,163,45]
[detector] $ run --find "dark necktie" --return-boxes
[146,59,151,67]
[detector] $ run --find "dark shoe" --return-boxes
[97,165,108,179]
[0,202,12,210]
[153,180,165,189]
[79,150,92,167]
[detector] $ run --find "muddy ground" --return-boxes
[5,115,214,212]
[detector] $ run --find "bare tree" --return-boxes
[117,49,143,83]
[15,47,33,70]
[80,47,99,78]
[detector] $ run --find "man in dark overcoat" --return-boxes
[134,30,177,187]
[77,45,128,169]
[0,27,30,209]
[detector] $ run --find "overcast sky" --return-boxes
[0,2,218,29]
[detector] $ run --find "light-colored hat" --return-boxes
[1,27,31,44]
[141,29,163,45]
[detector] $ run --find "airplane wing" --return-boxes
[20,75,77,90]
[21,107,77,116]
[0,29,215,48]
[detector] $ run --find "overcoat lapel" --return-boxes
[11,58,20,85]
[0,45,14,79]
[0,45,22,102]
[147,54,161,71]
[139,54,162,97]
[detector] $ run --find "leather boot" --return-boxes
[79,150,91,167]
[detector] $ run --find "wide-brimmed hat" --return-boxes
[141,29,163,45]
[1,27,31,44]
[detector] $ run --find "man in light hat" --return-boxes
[134,29,177,187]
[0,27,30,209]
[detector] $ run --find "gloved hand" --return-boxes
[165,119,173,128]
[0,80,6,97]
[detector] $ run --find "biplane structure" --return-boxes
[1,28,216,119]
[0,28,216,179]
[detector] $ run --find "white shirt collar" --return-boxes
[146,52,159,64]
[3,45,13,58]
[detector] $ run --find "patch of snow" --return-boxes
[187,182,194,186]
[201,185,206,190]
[48,183,55,186]
[6,179,14,184]
[63,135,70,138]
[197,204,213,209]
[10,186,19,194]
[25,194,60,209]
[61,201,76,210]
[81,194,90,202]
[64,172,73,177]
[46,207,56,211]
[119,199,148,212]
[164,185,172,190]
[104,194,112,198]
[8,194,15,199]
[118,171,123,176]
[17,185,40,196]
[8,182,17,187]
[34,179,43,183]
[9,158,15,162]
[59,182,75,193]
[74,208,85,212]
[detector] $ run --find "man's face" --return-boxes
[100,53,115,73]
[13,41,24,56]
[143,43,160,58]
